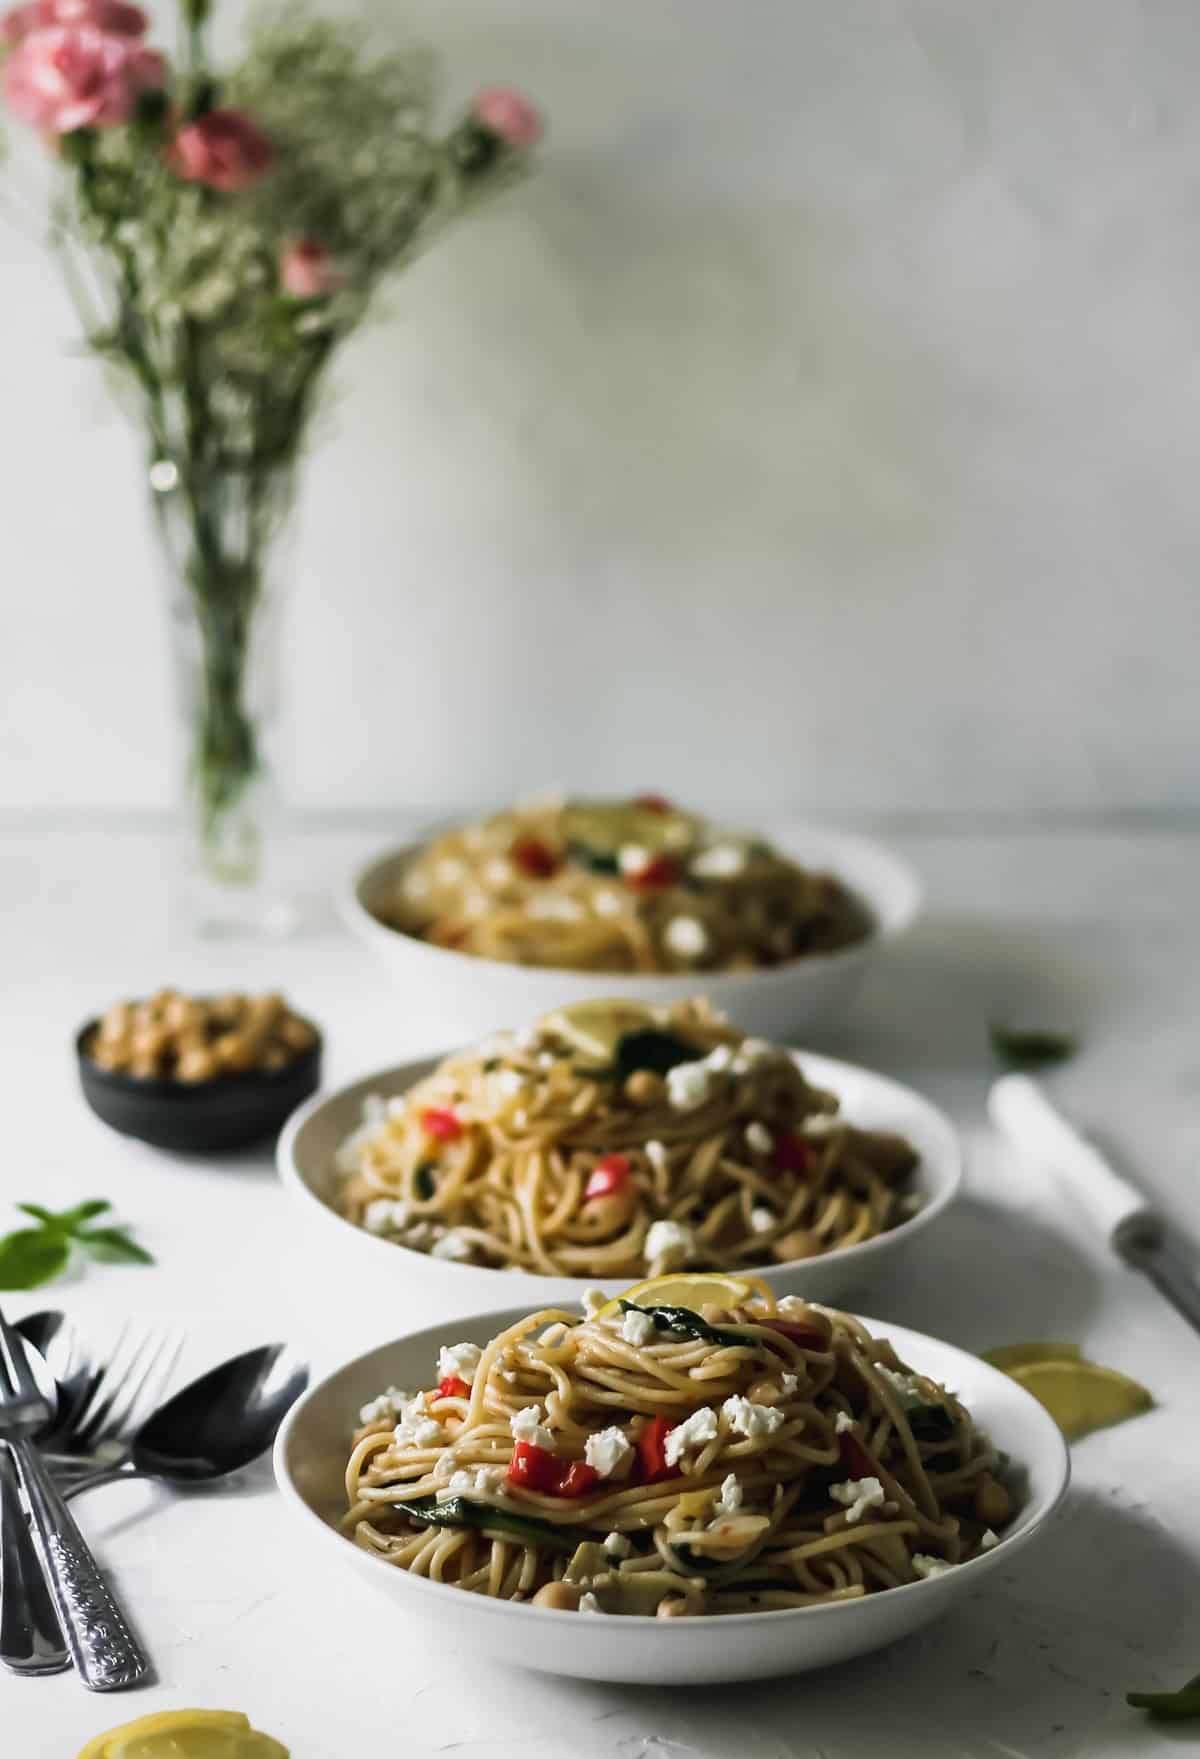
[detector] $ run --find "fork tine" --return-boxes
[0,1307,42,1410]
[103,1330,183,1445]
[70,1327,150,1449]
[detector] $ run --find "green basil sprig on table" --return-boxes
[398,1495,596,1555]
[0,1200,153,1291]
[988,1024,1079,1069]
[1127,1673,1200,1719]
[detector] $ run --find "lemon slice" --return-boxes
[77,1711,288,1759]
[1008,1360,1153,1441]
[539,1000,657,1063]
[595,1271,772,1319]
[983,1342,1083,1371]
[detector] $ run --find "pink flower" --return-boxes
[4,23,163,132]
[1,0,146,44]
[167,107,273,192]
[471,85,542,149]
[279,237,342,299]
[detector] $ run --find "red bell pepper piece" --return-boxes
[512,836,560,879]
[637,1414,673,1483]
[420,1106,462,1142]
[585,1153,631,1201]
[838,1432,878,1479]
[435,1375,471,1400]
[761,1317,827,1352]
[773,1133,810,1175]
[557,1461,600,1498]
[626,855,679,892]
[634,793,671,813]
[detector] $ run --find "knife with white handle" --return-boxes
[988,1075,1200,1335]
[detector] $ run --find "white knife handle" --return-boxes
[988,1075,1161,1253]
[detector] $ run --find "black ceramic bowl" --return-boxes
[76,1021,322,1153]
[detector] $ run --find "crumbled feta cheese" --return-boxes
[584,1427,634,1479]
[643,1218,695,1269]
[436,1466,499,1502]
[527,893,584,922]
[617,844,650,875]
[358,1387,409,1425]
[511,1407,555,1451]
[829,1476,886,1524]
[493,1069,526,1099]
[430,1230,474,1262]
[663,1407,719,1467]
[593,888,625,917]
[666,1062,715,1112]
[462,891,489,919]
[729,1038,778,1075]
[394,1396,446,1450]
[604,1531,633,1559]
[537,1050,557,1069]
[514,1025,540,1052]
[578,1591,604,1613]
[436,1342,483,1385]
[713,1473,743,1517]
[912,1554,955,1579]
[620,1308,658,1347]
[980,1528,1000,1551]
[644,1140,668,1175]
[403,869,430,900]
[875,1364,924,1408]
[779,1373,798,1396]
[582,1287,608,1317]
[745,1121,773,1156]
[706,1044,734,1072]
[435,857,467,886]
[834,1410,855,1434]
[749,1206,776,1234]
[363,1198,411,1236]
[722,1396,785,1441]
[483,857,514,888]
[690,844,747,879]
[664,915,709,960]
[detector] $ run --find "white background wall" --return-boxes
[3,0,1199,818]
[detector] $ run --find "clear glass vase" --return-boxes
[154,461,294,937]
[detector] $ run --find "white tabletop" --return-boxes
[2,817,1198,1758]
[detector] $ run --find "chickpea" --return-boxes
[578,1185,637,1236]
[748,1378,786,1404]
[624,1069,664,1107]
[129,1054,161,1080]
[656,1598,692,1618]
[91,1038,130,1071]
[973,1474,1011,1527]
[131,1027,168,1062]
[262,1045,289,1072]
[700,1304,734,1325]
[176,1048,218,1083]
[98,1003,132,1042]
[214,1032,256,1073]
[278,1014,316,1052]
[532,1581,581,1611]
[164,994,203,1034]
[773,1228,820,1263]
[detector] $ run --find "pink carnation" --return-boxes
[167,107,273,193]
[1,0,146,43]
[4,23,163,132]
[279,238,342,299]
[471,85,542,149]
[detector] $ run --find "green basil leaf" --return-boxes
[0,1230,71,1291]
[414,1162,436,1201]
[619,1301,753,1351]
[907,1402,956,1443]
[14,1204,62,1230]
[78,1228,154,1265]
[56,1199,112,1233]
[1127,1674,1200,1719]
[566,841,620,875]
[988,1024,1078,1069]
[613,1029,701,1081]
[398,1495,594,1555]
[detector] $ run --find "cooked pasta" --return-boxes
[335,998,919,1275]
[343,1282,1013,1616]
[379,795,871,973]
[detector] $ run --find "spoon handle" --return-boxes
[0,1443,69,1675]
[8,1435,151,1690]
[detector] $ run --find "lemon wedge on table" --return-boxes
[595,1271,773,1320]
[982,1342,1083,1371]
[1002,1359,1153,1441]
[76,1710,288,1759]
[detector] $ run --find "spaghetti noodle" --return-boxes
[380,795,872,973]
[335,999,918,1275]
[343,1283,1012,1616]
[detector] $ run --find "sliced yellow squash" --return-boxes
[1008,1360,1153,1441]
[595,1271,772,1320]
[983,1342,1083,1371]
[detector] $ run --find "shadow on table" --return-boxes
[553,1490,1200,1759]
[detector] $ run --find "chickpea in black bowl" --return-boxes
[78,989,322,1152]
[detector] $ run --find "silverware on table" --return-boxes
[41,1324,184,1477]
[0,1441,67,1675]
[989,1074,1200,1336]
[0,1306,150,1691]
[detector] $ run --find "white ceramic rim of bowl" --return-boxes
[339,819,923,990]
[273,1307,1071,1633]
[276,1048,963,1293]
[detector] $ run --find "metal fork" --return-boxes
[46,1326,184,1479]
[0,1306,150,1691]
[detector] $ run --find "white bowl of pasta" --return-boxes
[276,1006,962,1307]
[342,812,921,1042]
[273,1294,1069,1684]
